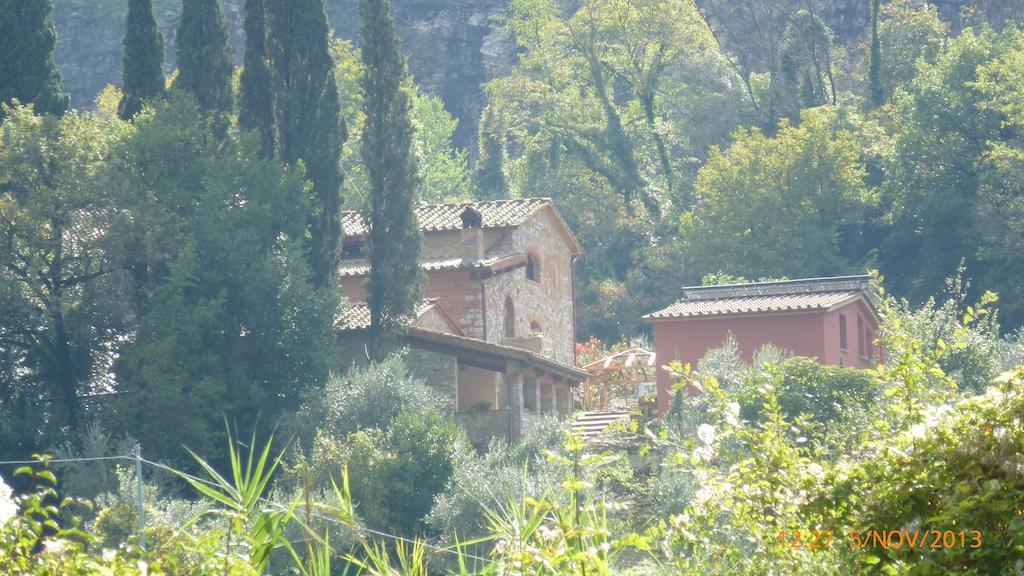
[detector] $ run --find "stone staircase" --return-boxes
[572,411,631,439]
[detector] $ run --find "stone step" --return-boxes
[572,411,631,438]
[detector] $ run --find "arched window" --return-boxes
[504,297,516,338]
[530,320,543,334]
[525,253,540,282]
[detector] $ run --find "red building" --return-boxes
[644,276,881,415]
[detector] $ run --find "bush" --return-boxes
[428,417,566,540]
[737,357,880,447]
[881,276,1004,392]
[821,368,1024,574]
[689,340,879,448]
[92,503,136,549]
[293,354,451,444]
[326,408,467,536]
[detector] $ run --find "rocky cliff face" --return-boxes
[52,0,1018,148]
[53,0,515,147]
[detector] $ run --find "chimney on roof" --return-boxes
[460,206,484,262]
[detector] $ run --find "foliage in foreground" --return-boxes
[3,292,1024,574]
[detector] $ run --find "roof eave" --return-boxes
[643,307,835,322]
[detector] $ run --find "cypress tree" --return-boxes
[266,0,346,287]
[175,0,234,119]
[360,0,422,359]
[118,0,165,120]
[239,0,275,157]
[868,0,884,107]
[0,0,69,117]
[473,105,508,200]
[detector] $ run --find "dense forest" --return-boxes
[2,0,1024,574]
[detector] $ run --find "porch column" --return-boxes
[505,360,524,442]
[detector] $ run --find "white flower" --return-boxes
[725,402,741,426]
[694,445,714,462]
[697,424,716,445]
[43,538,68,556]
[0,475,16,526]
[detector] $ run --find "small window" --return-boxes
[504,296,516,338]
[839,314,848,351]
[530,320,543,334]
[525,253,540,282]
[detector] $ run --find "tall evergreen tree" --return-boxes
[360,0,422,359]
[473,105,508,200]
[118,0,165,120]
[266,0,346,287]
[239,0,275,157]
[868,0,884,107]
[0,0,69,117]
[175,0,234,119]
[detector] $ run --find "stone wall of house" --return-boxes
[422,270,486,339]
[413,306,458,334]
[457,409,511,450]
[337,204,577,364]
[407,348,458,402]
[483,207,576,364]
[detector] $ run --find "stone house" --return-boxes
[335,198,588,448]
[644,275,882,415]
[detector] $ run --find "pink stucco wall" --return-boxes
[652,298,879,414]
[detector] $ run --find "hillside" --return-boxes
[52,0,1020,148]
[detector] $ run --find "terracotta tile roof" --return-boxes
[337,253,522,278]
[644,276,874,320]
[335,299,441,331]
[341,198,552,238]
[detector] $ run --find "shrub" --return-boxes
[293,354,451,444]
[881,276,1004,392]
[736,356,880,447]
[334,408,466,536]
[820,368,1024,574]
[428,417,566,540]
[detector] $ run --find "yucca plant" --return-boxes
[176,424,295,574]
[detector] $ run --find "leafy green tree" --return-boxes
[175,0,234,120]
[412,92,471,204]
[0,106,129,439]
[868,0,883,107]
[490,0,753,342]
[876,0,947,102]
[111,94,337,464]
[494,0,751,213]
[0,0,69,117]
[266,0,346,287]
[360,0,422,359]
[970,31,1024,328]
[681,106,884,280]
[239,0,275,157]
[771,9,837,123]
[118,0,165,120]
[881,28,1018,322]
[473,105,508,200]
[328,39,470,208]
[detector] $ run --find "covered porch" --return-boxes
[405,328,588,448]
